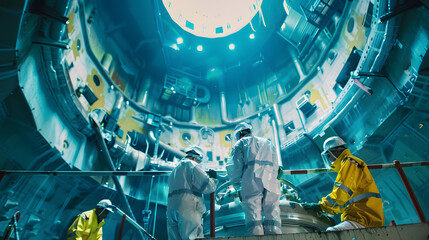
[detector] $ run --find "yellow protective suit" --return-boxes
[319,149,384,227]
[67,209,104,240]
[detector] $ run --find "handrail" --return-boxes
[394,161,427,223]
[280,160,429,224]
[0,170,171,177]
[280,161,429,175]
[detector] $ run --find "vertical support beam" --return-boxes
[394,160,427,223]
[210,192,215,238]
[118,214,126,240]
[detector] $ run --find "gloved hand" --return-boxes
[236,190,242,202]
[207,169,217,179]
[277,166,284,180]
[301,203,322,214]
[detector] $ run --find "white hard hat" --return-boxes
[321,136,346,169]
[97,199,114,212]
[323,136,346,152]
[233,122,252,141]
[184,146,204,160]
[234,122,252,132]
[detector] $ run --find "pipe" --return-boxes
[271,118,283,167]
[89,118,144,239]
[273,103,284,129]
[110,91,124,121]
[288,46,306,80]
[394,160,427,223]
[152,177,159,235]
[220,91,271,125]
[148,130,185,159]
[210,192,215,238]
[143,176,155,229]
[153,129,160,159]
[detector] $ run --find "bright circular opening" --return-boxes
[229,43,235,50]
[163,0,263,38]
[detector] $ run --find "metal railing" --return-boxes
[1,159,427,239]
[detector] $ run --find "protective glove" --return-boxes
[277,166,284,180]
[207,169,217,179]
[301,203,322,214]
[236,190,243,202]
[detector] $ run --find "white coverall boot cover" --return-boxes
[227,135,282,236]
[167,159,217,240]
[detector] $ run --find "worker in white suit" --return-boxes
[227,122,282,236]
[167,146,217,240]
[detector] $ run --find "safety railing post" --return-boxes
[118,214,126,240]
[210,192,215,238]
[394,160,427,223]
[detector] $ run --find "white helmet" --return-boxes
[233,122,252,141]
[184,146,204,161]
[321,136,346,168]
[96,199,114,212]
[184,145,208,170]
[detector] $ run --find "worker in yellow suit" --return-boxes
[67,199,113,240]
[301,136,384,231]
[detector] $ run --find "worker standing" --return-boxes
[226,122,282,236]
[302,136,384,231]
[66,199,113,240]
[167,146,218,240]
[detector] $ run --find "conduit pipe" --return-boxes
[148,130,186,159]
[89,117,145,239]
[110,91,124,121]
[271,118,283,167]
[288,46,307,80]
[220,91,271,125]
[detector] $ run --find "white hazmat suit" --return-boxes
[226,126,282,236]
[167,155,217,240]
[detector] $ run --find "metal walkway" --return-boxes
[206,223,429,240]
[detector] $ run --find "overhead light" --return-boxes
[229,43,235,50]
[176,37,183,44]
[171,43,179,50]
[211,68,215,72]
[197,45,203,51]
[249,33,255,39]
